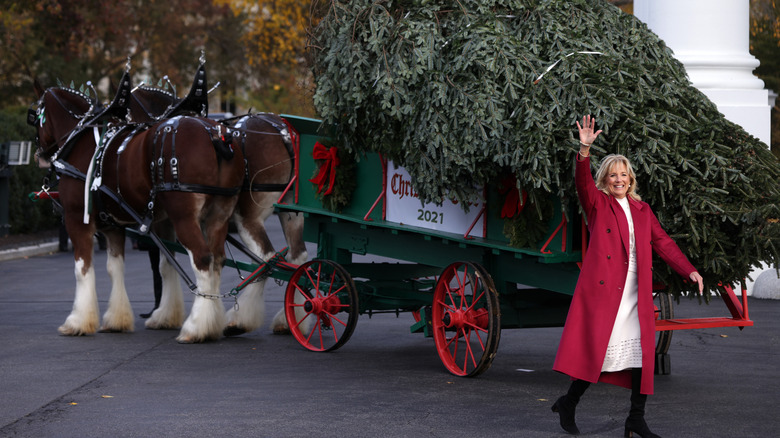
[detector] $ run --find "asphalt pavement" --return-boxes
[0,220,777,437]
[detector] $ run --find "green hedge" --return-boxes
[1,107,60,234]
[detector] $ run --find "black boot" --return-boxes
[552,379,590,435]
[624,368,661,438]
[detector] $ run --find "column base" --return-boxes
[698,88,772,147]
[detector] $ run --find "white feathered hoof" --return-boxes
[269,305,314,335]
[753,269,780,299]
[223,304,264,336]
[145,309,183,330]
[223,282,266,337]
[100,309,135,333]
[175,297,226,343]
[271,324,291,335]
[223,324,249,337]
[270,307,291,334]
[98,324,133,333]
[58,313,99,336]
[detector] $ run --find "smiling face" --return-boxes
[606,162,629,199]
[594,154,641,201]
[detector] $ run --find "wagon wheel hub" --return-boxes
[442,308,489,330]
[304,295,343,316]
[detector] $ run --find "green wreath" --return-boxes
[310,139,357,213]
[501,187,555,250]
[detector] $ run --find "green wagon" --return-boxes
[265,115,583,377]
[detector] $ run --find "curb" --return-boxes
[0,240,60,262]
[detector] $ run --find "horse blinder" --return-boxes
[27,108,38,126]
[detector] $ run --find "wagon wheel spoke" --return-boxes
[443,283,460,312]
[435,297,458,313]
[321,310,349,328]
[462,329,478,370]
[289,307,313,332]
[290,282,313,300]
[304,265,322,298]
[455,267,468,309]
[464,320,489,339]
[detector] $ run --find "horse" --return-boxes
[129,81,308,337]
[29,71,246,343]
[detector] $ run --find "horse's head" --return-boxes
[28,87,96,161]
[129,86,176,123]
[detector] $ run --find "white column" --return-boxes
[635,0,771,146]
[635,0,774,296]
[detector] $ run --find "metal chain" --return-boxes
[225,241,247,282]
[189,243,286,308]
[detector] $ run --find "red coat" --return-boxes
[553,155,697,394]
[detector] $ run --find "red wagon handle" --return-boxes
[655,282,753,331]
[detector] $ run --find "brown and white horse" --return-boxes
[130,85,308,336]
[30,75,245,343]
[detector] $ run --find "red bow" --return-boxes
[309,142,340,195]
[499,177,528,219]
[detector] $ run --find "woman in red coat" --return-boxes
[551,115,704,437]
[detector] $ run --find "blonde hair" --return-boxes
[594,154,641,201]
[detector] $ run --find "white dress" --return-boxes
[601,196,643,372]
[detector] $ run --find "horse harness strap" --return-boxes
[232,113,294,193]
[246,182,289,192]
[150,116,241,197]
[51,158,147,227]
[155,182,242,197]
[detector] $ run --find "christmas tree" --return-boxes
[309,0,780,295]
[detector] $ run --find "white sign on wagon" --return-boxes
[385,161,485,238]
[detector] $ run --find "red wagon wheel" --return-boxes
[432,262,501,377]
[284,260,359,352]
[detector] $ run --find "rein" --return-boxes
[243,158,293,193]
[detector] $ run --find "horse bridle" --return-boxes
[27,88,100,163]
